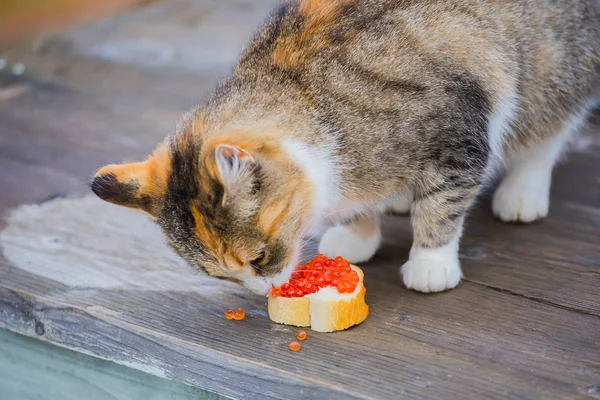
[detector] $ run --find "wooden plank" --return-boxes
[0,328,224,400]
[0,158,84,213]
[463,201,600,317]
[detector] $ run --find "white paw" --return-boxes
[318,224,381,264]
[401,238,462,293]
[401,255,462,293]
[492,181,549,223]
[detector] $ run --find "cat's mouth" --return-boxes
[238,244,302,295]
[242,258,300,296]
[241,276,272,295]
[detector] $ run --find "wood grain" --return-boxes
[0,0,599,399]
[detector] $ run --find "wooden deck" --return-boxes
[1,1,599,399]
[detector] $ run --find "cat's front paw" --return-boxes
[492,181,549,223]
[401,253,462,293]
[318,224,381,264]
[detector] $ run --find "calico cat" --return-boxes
[92,0,600,295]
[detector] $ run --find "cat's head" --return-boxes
[91,116,316,295]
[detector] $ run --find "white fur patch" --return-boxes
[281,139,339,228]
[240,276,272,296]
[487,91,519,173]
[492,178,551,223]
[401,229,463,293]
[318,224,381,264]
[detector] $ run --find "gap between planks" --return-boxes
[462,278,600,318]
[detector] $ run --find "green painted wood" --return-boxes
[0,329,227,400]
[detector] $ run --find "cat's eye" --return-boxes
[249,250,266,273]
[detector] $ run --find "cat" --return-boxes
[91,0,600,295]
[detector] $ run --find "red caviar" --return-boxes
[233,308,245,320]
[296,330,307,341]
[289,341,301,352]
[224,310,235,320]
[270,254,359,298]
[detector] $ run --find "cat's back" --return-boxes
[292,0,600,146]
[237,0,600,107]
[305,0,600,91]
[230,0,600,152]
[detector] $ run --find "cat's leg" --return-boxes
[318,211,381,264]
[401,184,480,293]
[492,110,589,223]
[389,189,413,215]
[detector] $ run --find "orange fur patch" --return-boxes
[144,142,172,201]
[94,162,148,188]
[190,204,249,273]
[272,0,354,68]
[257,197,292,239]
[343,28,358,41]
[298,0,351,21]
[93,142,171,215]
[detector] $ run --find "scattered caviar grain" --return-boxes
[224,310,235,320]
[289,341,301,351]
[233,308,245,320]
[297,330,307,341]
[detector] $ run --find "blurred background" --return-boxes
[0,0,147,45]
[0,0,279,209]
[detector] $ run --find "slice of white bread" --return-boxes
[267,265,369,332]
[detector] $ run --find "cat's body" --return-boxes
[92,0,600,294]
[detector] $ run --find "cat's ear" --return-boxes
[212,144,256,194]
[91,148,170,217]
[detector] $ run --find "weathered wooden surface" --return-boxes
[1,1,600,399]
